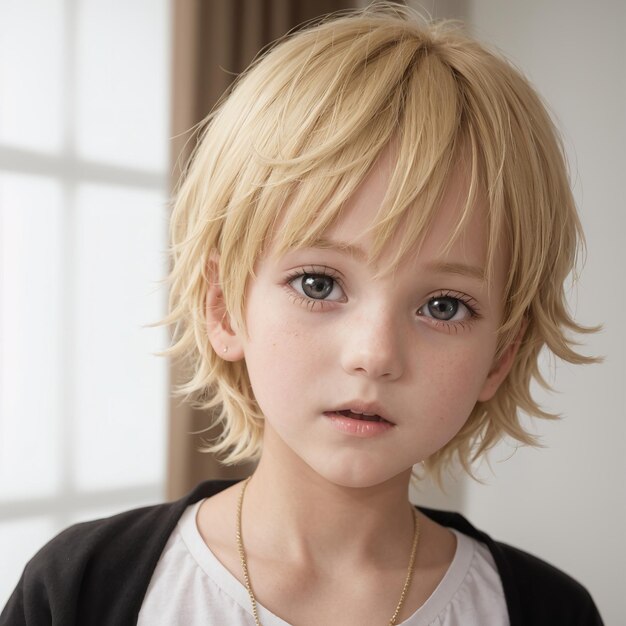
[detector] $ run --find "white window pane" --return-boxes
[0,0,65,152]
[0,516,56,609]
[75,0,170,170]
[73,183,168,491]
[0,174,64,499]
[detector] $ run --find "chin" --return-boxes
[308,458,411,490]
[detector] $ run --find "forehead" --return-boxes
[314,154,493,278]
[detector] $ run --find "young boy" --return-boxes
[2,4,603,625]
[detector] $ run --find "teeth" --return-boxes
[338,410,383,422]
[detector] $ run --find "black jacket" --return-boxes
[1,479,604,625]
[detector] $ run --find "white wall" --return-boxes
[409,1,625,623]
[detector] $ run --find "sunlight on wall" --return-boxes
[0,0,171,606]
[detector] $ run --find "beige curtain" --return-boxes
[167,0,362,500]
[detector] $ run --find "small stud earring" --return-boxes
[222,346,229,354]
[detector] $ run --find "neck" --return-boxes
[240,433,416,571]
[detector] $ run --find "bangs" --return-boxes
[215,13,532,352]
[263,40,494,290]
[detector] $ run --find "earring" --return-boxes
[222,346,229,354]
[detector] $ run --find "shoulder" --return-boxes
[30,498,182,578]
[1,480,237,626]
[492,540,602,624]
[1,501,180,626]
[419,506,604,626]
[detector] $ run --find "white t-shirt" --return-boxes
[138,500,509,625]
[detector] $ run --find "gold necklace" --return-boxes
[236,476,420,626]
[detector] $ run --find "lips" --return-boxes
[325,401,394,425]
[335,410,386,422]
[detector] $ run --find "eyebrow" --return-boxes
[306,238,486,282]
[424,261,486,282]
[309,238,369,261]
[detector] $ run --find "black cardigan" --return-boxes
[1,480,603,625]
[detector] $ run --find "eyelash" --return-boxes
[283,267,482,331]
[419,289,481,333]
[284,266,346,311]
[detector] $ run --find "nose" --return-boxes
[340,305,404,381]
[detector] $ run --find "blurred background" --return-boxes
[0,0,623,622]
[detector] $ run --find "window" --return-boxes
[0,0,171,604]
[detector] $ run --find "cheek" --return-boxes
[420,343,495,415]
[242,313,325,414]
[421,323,494,370]
[408,351,493,458]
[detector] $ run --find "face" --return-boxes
[230,154,514,489]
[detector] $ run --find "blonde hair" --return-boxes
[158,2,600,480]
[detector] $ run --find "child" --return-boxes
[2,4,604,625]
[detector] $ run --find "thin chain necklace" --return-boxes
[236,476,421,626]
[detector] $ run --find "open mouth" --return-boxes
[332,410,390,423]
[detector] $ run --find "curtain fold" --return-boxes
[167,0,361,500]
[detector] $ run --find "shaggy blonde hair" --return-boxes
[159,2,600,480]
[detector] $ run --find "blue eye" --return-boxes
[419,294,475,323]
[288,271,345,302]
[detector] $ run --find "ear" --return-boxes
[477,317,528,402]
[205,253,245,362]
